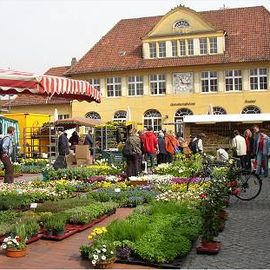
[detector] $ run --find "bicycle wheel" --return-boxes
[234,171,262,201]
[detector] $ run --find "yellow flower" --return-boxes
[88,235,93,240]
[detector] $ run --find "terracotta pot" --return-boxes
[6,248,26,258]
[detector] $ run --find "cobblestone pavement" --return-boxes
[182,176,270,269]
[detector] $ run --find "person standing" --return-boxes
[232,130,247,168]
[125,128,142,177]
[165,130,179,163]
[254,128,270,177]
[141,127,158,169]
[69,131,79,151]
[53,129,70,169]
[157,132,167,164]
[243,129,254,170]
[0,126,16,183]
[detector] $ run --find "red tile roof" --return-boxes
[44,66,71,77]
[66,6,270,75]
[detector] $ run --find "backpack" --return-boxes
[122,141,135,157]
[188,139,199,154]
[0,136,9,154]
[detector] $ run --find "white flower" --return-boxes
[92,260,97,265]
[93,255,98,260]
[110,251,114,254]
[96,249,101,253]
[101,248,107,252]
[101,255,106,261]
[1,244,7,249]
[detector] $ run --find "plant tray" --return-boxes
[129,180,148,186]
[116,257,182,269]
[41,228,78,241]
[196,241,221,254]
[68,210,116,232]
[26,233,43,244]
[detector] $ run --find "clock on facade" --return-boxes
[173,73,193,93]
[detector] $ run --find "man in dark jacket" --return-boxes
[53,130,70,169]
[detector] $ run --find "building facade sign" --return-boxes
[170,102,196,106]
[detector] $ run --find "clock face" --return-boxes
[173,73,193,93]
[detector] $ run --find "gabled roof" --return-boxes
[66,6,270,75]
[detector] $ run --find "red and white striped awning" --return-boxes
[0,68,101,103]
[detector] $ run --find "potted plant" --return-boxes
[1,224,27,257]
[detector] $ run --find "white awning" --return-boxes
[183,113,270,124]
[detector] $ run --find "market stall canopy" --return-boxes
[183,113,270,124]
[0,68,101,103]
[54,117,100,129]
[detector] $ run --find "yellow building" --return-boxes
[64,5,270,138]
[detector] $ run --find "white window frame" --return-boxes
[209,37,218,54]
[149,42,157,58]
[225,70,242,91]
[88,78,100,91]
[106,77,122,97]
[171,40,178,57]
[201,71,218,93]
[150,74,166,95]
[58,114,69,120]
[158,42,166,58]
[250,68,268,90]
[113,110,127,122]
[187,39,194,55]
[213,107,227,115]
[85,111,101,119]
[179,40,186,56]
[241,106,261,114]
[144,110,162,131]
[199,38,208,55]
[128,76,143,96]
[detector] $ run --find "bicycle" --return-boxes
[196,156,262,201]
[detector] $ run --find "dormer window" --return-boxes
[149,42,157,58]
[209,37,217,54]
[199,38,208,55]
[158,42,166,57]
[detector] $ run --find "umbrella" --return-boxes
[54,117,100,129]
[0,68,101,103]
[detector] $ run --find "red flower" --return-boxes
[232,189,240,196]
[200,193,207,199]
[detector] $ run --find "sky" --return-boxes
[1,0,270,74]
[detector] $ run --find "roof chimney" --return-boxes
[71,57,77,67]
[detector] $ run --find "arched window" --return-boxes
[144,109,162,131]
[85,111,101,119]
[213,106,227,115]
[241,106,261,114]
[174,108,193,135]
[113,110,127,122]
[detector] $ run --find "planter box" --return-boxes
[68,209,116,232]
[41,228,78,241]
[26,233,43,244]
[196,241,221,254]
[116,256,182,269]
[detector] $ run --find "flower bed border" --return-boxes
[41,228,78,241]
[26,233,43,244]
[116,257,182,269]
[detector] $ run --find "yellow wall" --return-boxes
[6,103,71,117]
[70,62,270,132]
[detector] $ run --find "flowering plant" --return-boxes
[1,235,26,250]
[89,243,115,266]
[87,227,107,240]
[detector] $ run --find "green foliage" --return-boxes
[43,213,67,232]
[0,210,21,223]
[134,224,192,263]
[0,194,33,210]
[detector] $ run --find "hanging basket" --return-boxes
[6,248,26,258]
